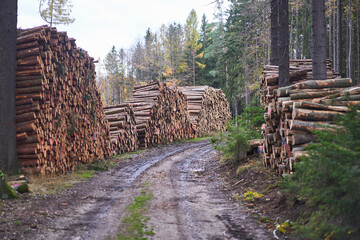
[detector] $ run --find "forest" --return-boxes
[98,0,360,115]
[1,0,360,239]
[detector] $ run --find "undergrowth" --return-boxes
[210,103,264,164]
[282,107,360,239]
[117,183,154,240]
[29,159,115,195]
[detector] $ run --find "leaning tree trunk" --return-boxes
[0,0,18,172]
[278,0,290,87]
[311,0,327,80]
[270,0,279,65]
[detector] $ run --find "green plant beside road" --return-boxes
[282,107,360,239]
[210,104,264,163]
[117,184,154,240]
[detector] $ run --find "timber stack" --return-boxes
[261,73,359,175]
[179,86,231,136]
[15,26,110,175]
[290,59,335,80]
[104,104,138,154]
[128,81,196,148]
[260,59,335,105]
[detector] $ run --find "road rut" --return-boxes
[2,140,272,240]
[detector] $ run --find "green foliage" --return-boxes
[276,220,293,235]
[210,105,264,163]
[117,186,154,240]
[16,182,29,194]
[282,108,360,239]
[0,181,19,199]
[243,190,263,202]
[0,170,18,199]
[184,9,204,85]
[86,160,115,171]
[76,170,95,181]
[39,0,75,26]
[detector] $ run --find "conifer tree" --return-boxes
[185,9,205,86]
[39,0,75,26]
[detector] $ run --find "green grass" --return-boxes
[76,170,95,181]
[184,136,209,142]
[116,183,154,240]
[113,150,145,161]
[29,158,117,195]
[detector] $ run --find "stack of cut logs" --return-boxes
[179,86,231,136]
[290,59,336,80]
[127,82,196,148]
[16,26,110,175]
[260,60,360,175]
[260,59,335,105]
[104,104,138,154]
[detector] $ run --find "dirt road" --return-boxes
[1,140,273,240]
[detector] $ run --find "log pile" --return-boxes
[179,86,231,136]
[290,59,335,80]
[104,104,138,154]
[260,59,335,105]
[127,82,196,148]
[262,77,359,175]
[15,26,110,175]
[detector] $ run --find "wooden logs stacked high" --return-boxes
[262,76,359,175]
[290,59,335,80]
[104,104,138,154]
[179,86,231,136]
[128,81,196,148]
[260,59,335,105]
[15,26,110,175]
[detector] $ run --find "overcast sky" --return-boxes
[18,0,223,61]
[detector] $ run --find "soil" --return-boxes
[0,139,303,240]
[218,156,307,239]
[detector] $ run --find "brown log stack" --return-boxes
[15,26,110,175]
[179,86,231,136]
[104,104,138,154]
[260,59,335,105]
[259,59,360,175]
[127,81,196,149]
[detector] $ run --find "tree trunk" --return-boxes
[329,5,333,67]
[0,0,18,172]
[333,1,336,70]
[270,0,279,65]
[357,2,360,85]
[347,0,352,78]
[336,0,341,75]
[192,51,196,86]
[278,0,290,87]
[311,0,327,80]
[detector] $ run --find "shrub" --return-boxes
[282,107,360,239]
[210,104,264,163]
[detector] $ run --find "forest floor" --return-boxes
[0,139,303,240]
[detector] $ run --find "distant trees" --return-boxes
[39,0,75,26]
[99,1,360,114]
[97,46,134,105]
[185,9,205,86]
[0,0,18,172]
[270,0,279,65]
[98,8,206,103]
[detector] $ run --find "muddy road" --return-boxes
[1,140,273,240]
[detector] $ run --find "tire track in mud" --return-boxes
[30,140,272,240]
[144,143,273,240]
[34,141,209,240]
